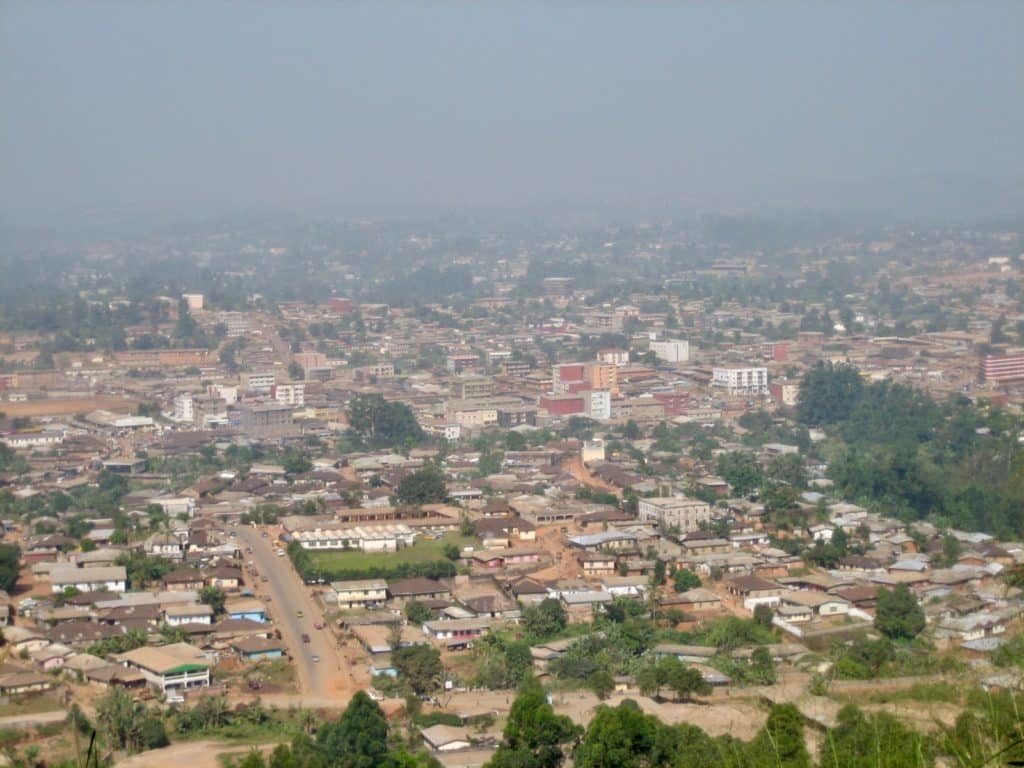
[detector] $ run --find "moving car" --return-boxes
[311,655,320,663]
[302,633,310,643]
[296,610,304,618]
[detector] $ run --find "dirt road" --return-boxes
[562,456,621,496]
[236,527,357,703]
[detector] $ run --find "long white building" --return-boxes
[290,523,416,552]
[649,339,690,363]
[712,366,768,395]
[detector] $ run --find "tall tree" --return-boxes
[392,644,444,696]
[523,598,567,640]
[488,676,581,768]
[317,691,390,768]
[396,464,448,505]
[796,362,863,425]
[874,584,925,640]
[749,704,811,768]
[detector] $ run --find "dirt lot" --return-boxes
[443,688,768,741]
[1,396,139,418]
[116,739,279,768]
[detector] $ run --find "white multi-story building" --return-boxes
[242,372,276,393]
[587,390,612,420]
[637,496,712,534]
[181,293,204,311]
[271,382,305,407]
[114,643,210,693]
[596,349,630,367]
[712,366,768,395]
[219,311,249,338]
[207,384,239,403]
[330,579,388,610]
[172,393,194,423]
[649,339,690,363]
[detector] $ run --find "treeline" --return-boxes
[798,363,1024,537]
[287,541,456,583]
[486,674,1024,768]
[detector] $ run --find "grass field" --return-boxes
[306,532,475,570]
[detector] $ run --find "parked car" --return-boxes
[301,633,310,643]
[312,655,320,663]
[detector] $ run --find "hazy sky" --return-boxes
[2,2,1023,217]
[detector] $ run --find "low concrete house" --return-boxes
[421,724,472,752]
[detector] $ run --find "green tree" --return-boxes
[673,568,701,593]
[588,670,616,701]
[874,584,925,640]
[288,361,304,380]
[392,644,444,696]
[797,362,864,426]
[717,451,764,497]
[750,703,811,768]
[348,394,424,448]
[658,657,711,702]
[523,598,567,640]
[821,704,934,768]
[573,700,659,768]
[199,585,227,616]
[766,454,808,489]
[753,603,774,628]
[317,691,390,768]
[396,464,448,505]
[282,449,313,475]
[404,601,434,625]
[0,544,21,592]
[96,688,154,753]
[488,676,581,768]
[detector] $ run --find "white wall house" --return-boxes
[50,566,127,594]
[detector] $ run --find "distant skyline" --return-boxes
[2,2,1023,219]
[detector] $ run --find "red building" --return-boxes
[762,342,790,362]
[538,394,586,416]
[980,353,1024,383]
[327,297,355,314]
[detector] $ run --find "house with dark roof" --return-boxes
[387,578,451,605]
[725,575,783,611]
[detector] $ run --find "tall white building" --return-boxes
[172,393,194,423]
[712,367,769,395]
[181,293,204,311]
[649,339,690,363]
[272,382,305,407]
[586,390,612,420]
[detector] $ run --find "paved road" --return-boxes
[236,526,347,700]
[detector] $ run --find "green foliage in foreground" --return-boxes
[223,691,440,768]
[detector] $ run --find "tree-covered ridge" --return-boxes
[797,362,1024,537]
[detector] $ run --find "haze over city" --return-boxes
[3,2,1024,220]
